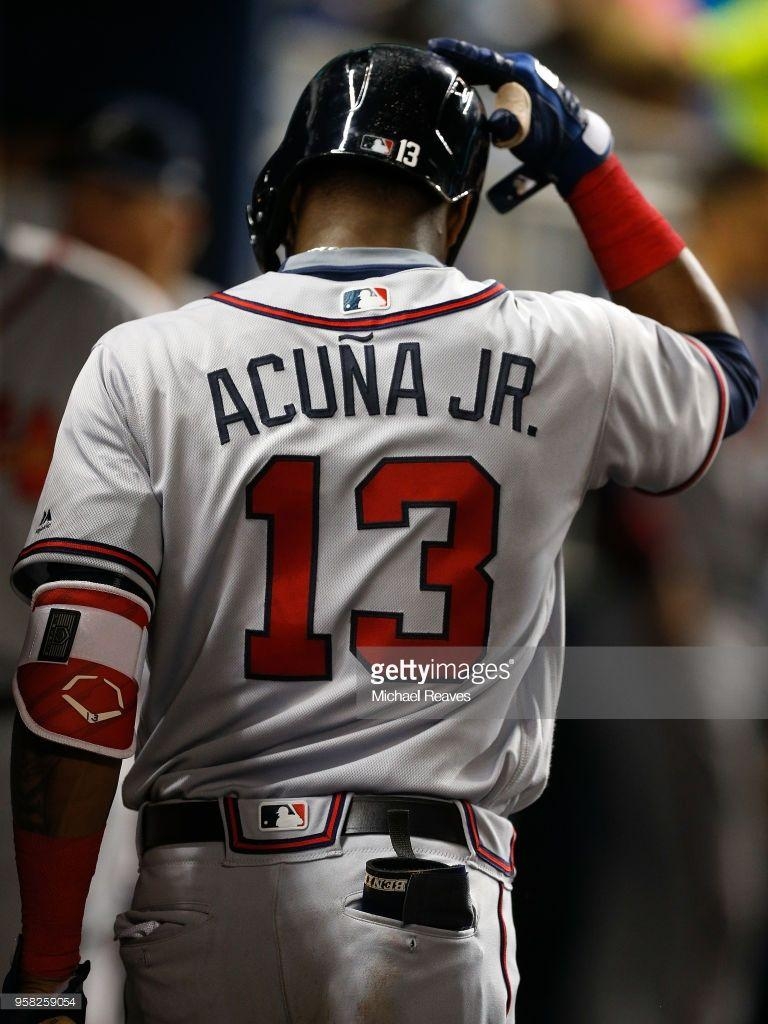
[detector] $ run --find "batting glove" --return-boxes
[428,37,613,209]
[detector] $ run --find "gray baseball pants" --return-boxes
[115,816,517,1022]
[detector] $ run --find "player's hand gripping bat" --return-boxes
[428,38,614,211]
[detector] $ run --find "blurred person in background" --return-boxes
[644,157,768,1024]
[639,158,768,650]
[1,95,214,1024]
[1,95,213,683]
[0,241,159,691]
[60,96,214,307]
[518,156,768,1024]
[590,158,768,719]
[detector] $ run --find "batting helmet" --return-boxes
[248,45,490,272]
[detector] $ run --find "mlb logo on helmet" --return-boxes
[259,801,308,831]
[342,287,391,313]
[360,134,394,157]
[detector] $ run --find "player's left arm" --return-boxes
[608,255,758,439]
[429,38,760,440]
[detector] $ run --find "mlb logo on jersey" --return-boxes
[259,801,308,831]
[342,286,391,313]
[360,134,394,157]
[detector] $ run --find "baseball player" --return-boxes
[2,40,758,1024]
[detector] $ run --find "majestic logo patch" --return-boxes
[360,134,394,157]
[342,287,391,313]
[259,802,308,831]
[38,609,80,663]
[35,509,53,534]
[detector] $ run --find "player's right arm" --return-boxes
[8,719,120,1001]
[3,335,160,1009]
[429,38,759,448]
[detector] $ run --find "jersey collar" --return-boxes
[279,247,443,281]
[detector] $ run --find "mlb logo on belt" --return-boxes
[259,801,308,831]
[342,286,391,313]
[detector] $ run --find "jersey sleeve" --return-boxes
[585,298,728,494]
[11,338,161,607]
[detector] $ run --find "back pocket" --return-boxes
[333,893,494,1024]
[116,903,216,1024]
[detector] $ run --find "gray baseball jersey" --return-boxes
[11,247,726,816]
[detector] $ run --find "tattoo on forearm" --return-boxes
[11,717,58,833]
[11,715,121,837]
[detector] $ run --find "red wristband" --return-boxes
[14,824,103,980]
[567,154,685,292]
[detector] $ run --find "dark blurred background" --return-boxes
[2,2,767,1021]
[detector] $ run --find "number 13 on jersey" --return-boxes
[244,456,500,680]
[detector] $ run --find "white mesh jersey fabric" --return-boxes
[11,252,725,815]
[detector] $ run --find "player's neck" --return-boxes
[291,229,446,260]
[291,211,449,262]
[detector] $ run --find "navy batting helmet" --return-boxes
[248,45,490,272]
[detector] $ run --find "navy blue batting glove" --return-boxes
[428,38,613,209]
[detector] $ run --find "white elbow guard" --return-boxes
[12,581,150,758]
